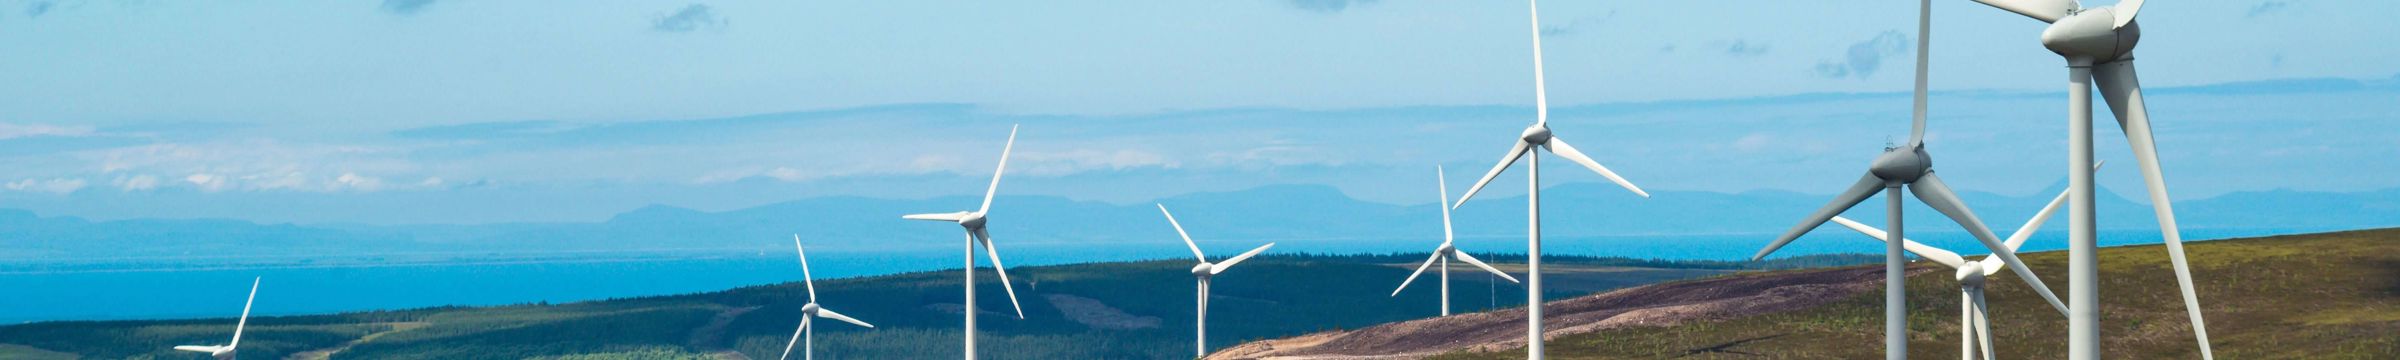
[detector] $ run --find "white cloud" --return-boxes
[335,172,384,191]
[185,173,228,192]
[6,178,86,194]
[0,123,95,140]
[114,175,161,191]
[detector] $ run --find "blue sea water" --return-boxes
[0,228,2305,324]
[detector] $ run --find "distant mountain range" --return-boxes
[2,183,2393,261]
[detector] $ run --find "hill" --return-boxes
[1207,228,2400,359]
[0,254,1870,359]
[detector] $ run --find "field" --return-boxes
[0,253,1867,359]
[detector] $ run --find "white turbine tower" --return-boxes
[1155,204,1274,359]
[1827,162,2096,360]
[173,277,259,360]
[1749,1,2067,359]
[1960,1,2214,358]
[1449,1,1651,357]
[902,125,1027,360]
[1392,167,1520,316]
[779,236,875,360]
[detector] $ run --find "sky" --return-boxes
[0,0,2394,224]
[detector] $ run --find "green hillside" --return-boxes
[1427,228,2400,359]
[0,254,1867,359]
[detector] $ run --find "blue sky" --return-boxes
[0,0,2394,224]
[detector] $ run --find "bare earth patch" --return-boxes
[1044,293,1161,330]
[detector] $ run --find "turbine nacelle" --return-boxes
[1519,124,1553,145]
[1957,262,1989,288]
[1435,243,1456,255]
[1191,262,1215,277]
[2042,7,2141,63]
[958,212,988,229]
[1868,145,1932,184]
[801,303,821,315]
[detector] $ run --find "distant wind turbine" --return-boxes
[780,236,875,360]
[1449,1,1650,358]
[1392,167,1520,316]
[1156,204,1274,359]
[1828,161,2096,360]
[902,125,1028,360]
[173,277,259,360]
[1749,1,2065,359]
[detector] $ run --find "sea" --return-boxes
[0,228,2311,324]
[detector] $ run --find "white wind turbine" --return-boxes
[779,236,875,360]
[1961,1,2213,358]
[1155,203,1274,359]
[1827,162,2097,360]
[1749,1,2066,359]
[1392,167,1520,316]
[901,124,1027,360]
[173,277,259,360]
[1448,1,1651,357]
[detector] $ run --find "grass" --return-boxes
[1427,228,2400,359]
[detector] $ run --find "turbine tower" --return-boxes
[1828,162,2096,360]
[1749,1,2067,359]
[172,277,259,360]
[1449,1,1652,357]
[1960,1,2214,358]
[902,125,1027,360]
[1392,166,1520,316]
[780,236,876,360]
[1156,204,1275,359]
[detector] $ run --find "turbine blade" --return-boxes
[1969,0,2073,23]
[780,316,810,360]
[1909,0,1929,145]
[2096,61,2212,360]
[903,212,968,222]
[794,235,816,303]
[231,277,258,348]
[973,229,1026,319]
[1211,243,1274,274]
[1912,173,2069,315]
[1455,140,1532,208]
[980,125,1018,214]
[2113,0,2145,29]
[817,308,876,328]
[1527,0,1549,125]
[1392,252,1443,296]
[175,345,218,353]
[1828,216,1969,268]
[1157,204,1206,261]
[1543,137,1649,197]
[1437,166,1455,243]
[1753,172,1884,261]
[1452,251,1520,283]
[1982,161,2101,273]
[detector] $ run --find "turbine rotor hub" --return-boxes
[958,212,987,229]
[1868,146,1932,183]
[1957,264,1987,287]
[1191,262,1214,277]
[1436,243,1455,255]
[1519,125,1553,145]
[2041,7,2141,63]
[801,303,821,314]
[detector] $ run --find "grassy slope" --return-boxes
[0,254,1864,359]
[1430,228,2400,359]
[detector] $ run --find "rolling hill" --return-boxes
[1209,228,2400,359]
[0,254,1869,359]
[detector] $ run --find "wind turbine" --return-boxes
[173,277,259,360]
[1827,162,2097,360]
[1748,1,2067,359]
[1392,167,1520,316]
[1448,1,1650,357]
[1961,1,2213,358]
[902,124,1027,360]
[1155,204,1274,359]
[779,236,875,360]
